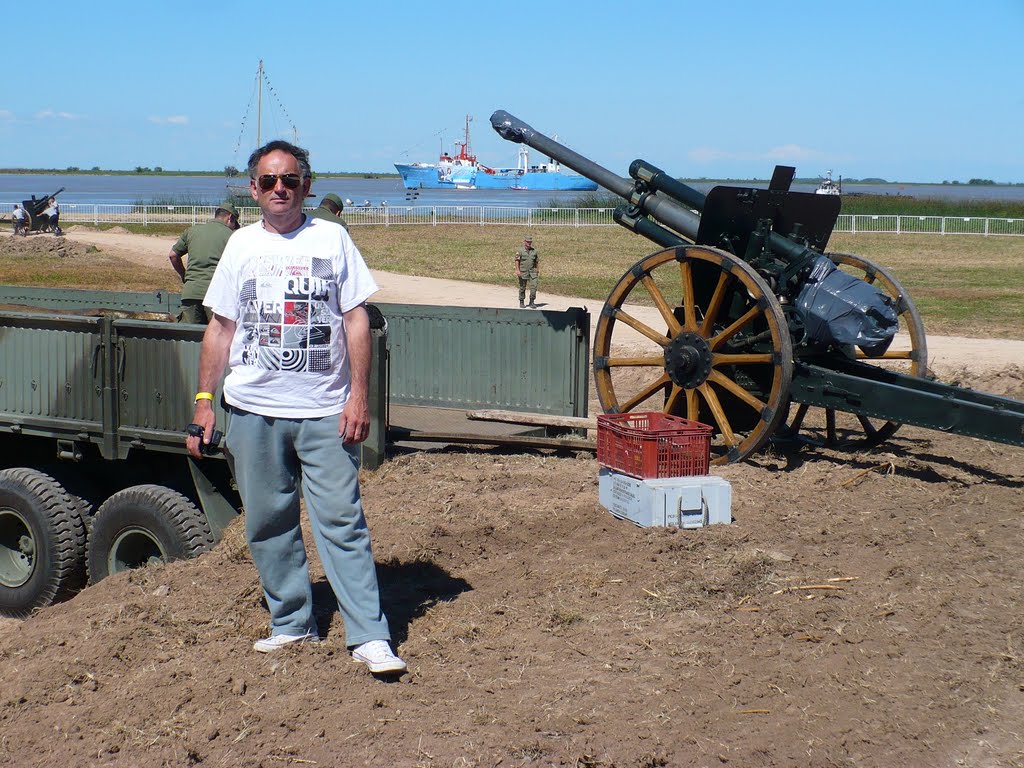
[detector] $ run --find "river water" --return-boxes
[3,173,1023,207]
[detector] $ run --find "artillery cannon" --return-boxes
[491,110,1024,464]
[22,187,65,234]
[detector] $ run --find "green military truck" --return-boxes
[0,287,245,617]
[0,286,590,618]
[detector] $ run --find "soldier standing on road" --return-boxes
[515,236,540,308]
[308,192,350,232]
[167,201,241,324]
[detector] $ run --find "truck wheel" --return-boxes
[0,469,88,618]
[87,485,214,584]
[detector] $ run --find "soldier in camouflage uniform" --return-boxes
[515,236,540,308]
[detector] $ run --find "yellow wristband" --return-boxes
[194,392,215,403]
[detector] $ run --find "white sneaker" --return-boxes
[253,631,320,653]
[351,640,407,674]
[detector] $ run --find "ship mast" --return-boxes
[256,59,263,148]
[455,114,476,163]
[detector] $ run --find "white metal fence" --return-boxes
[3,202,1023,237]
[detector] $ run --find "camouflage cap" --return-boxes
[216,201,240,218]
[321,193,344,210]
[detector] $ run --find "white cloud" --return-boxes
[689,147,737,163]
[689,144,829,166]
[148,115,189,125]
[35,109,80,120]
[0,109,13,121]
[764,144,823,162]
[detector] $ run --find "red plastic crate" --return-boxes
[596,412,712,479]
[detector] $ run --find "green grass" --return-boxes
[838,195,1024,218]
[0,250,171,291]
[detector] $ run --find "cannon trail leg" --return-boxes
[783,253,928,448]
[593,246,793,465]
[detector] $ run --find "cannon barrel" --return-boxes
[491,110,632,198]
[491,110,827,272]
[491,110,703,240]
[612,205,685,249]
[628,160,706,211]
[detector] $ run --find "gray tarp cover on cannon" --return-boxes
[795,256,898,355]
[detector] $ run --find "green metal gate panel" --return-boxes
[0,313,104,437]
[114,320,212,452]
[376,304,590,417]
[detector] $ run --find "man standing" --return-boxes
[308,192,350,232]
[187,139,405,675]
[168,201,240,324]
[515,236,540,308]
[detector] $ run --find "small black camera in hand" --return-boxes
[186,423,223,456]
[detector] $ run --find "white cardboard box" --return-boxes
[598,469,732,529]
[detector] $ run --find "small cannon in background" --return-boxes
[491,110,1024,464]
[21,186,65,233]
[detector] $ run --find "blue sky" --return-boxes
[3,0,1022,183]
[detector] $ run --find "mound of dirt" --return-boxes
[1,419,1023,766]
[945,364,1024,398]
[2,233,97,260]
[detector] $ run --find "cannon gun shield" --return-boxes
[696,185,841,259]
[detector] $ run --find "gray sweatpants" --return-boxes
[225,408,391,647]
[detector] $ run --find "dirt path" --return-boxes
[63,226,1024,374]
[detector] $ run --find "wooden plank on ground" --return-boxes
[466,409,597,430]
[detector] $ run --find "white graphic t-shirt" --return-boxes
[204,217,378,418]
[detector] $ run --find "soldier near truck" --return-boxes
[167,201,241,324]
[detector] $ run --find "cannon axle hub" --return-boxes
[664,332,712,389]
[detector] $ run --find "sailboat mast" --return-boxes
[256,59,263,148]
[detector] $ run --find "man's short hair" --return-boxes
[247,139,312,180]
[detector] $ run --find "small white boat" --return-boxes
[815,170,842,195]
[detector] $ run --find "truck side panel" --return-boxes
[0,313,105,441]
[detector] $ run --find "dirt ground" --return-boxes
[1,232,1023,767]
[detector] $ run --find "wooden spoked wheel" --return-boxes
[593,245,793,465]
[784,252,928,448]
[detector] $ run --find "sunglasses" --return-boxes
[255,173,303,191]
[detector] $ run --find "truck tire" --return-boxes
[0,468,89,618]
[87,485,214,584]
